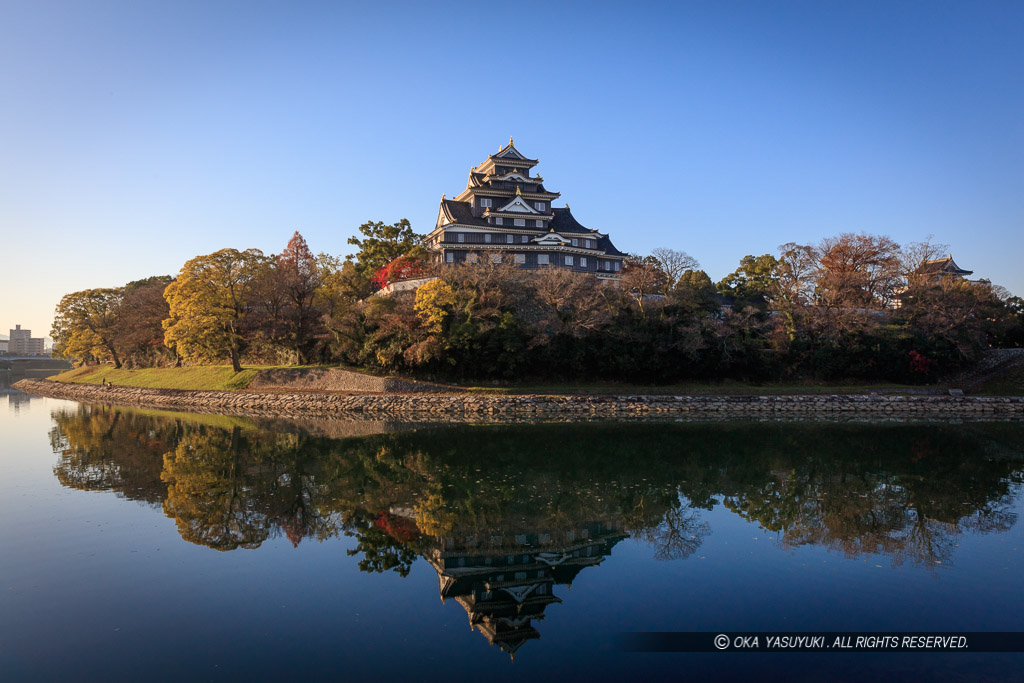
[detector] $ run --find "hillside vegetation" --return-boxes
[49,228,1024,386]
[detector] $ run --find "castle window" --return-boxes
[495,217,503,225]
[538,254,549,265]
[484,234,491,243]
[506,234,514,244]
[514,218,526,227]
[457,233,465,243]
[614,261,620,271]
[521,235,528,243]
[605,261,611,271]
[534,202,545,211]
[480,198,492,208]
[445,252,454,263]
[514,253,525,264]
[565,255,574,266]
[535,220,544,228]
[580,257,587,267]
[571,238,578,247]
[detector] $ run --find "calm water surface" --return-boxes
[2,392,1023,681]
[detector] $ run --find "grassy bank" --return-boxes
[45,363,1022,396]
[45,364,930,395]
[973,363,1024,396]
[49,365,260,391]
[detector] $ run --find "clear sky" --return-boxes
[2,1,1022,340]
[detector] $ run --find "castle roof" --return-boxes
[439,198,489,227]
[920,254,972,277]
[432,141,627,264]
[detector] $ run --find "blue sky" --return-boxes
[2,1,1022,339]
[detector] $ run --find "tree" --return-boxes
[651,247,699,291]
[899,235,949,288]
[672,269,719,313]
[277,231,323,363]
[407,261,528,376]
[347,219,424,279]
[815,233,901,309]
[52,288,125,367]
[717,254,780,309]
[774,243,817,340]
[620,254,670,314]
[897,277,1007,361]
[320,258,372,313]
[524,267,613,341]
[163,248,266,372]
[114,276,173,367]
[371,255,426,291]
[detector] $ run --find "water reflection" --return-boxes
[48,404,1024,656]
[425,521,628,657]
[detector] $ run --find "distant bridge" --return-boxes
[0,357,71,371]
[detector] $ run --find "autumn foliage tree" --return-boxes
[50,224,1021,384]
[52,277,174,368]
[114,276,173,366]
[276,231,324,363]
[52,288,126,367]
[163,248,266,372]
[371,255,426,291]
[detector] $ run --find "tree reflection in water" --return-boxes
[49,406,1024,655]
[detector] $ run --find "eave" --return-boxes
[429,243,623,258]
[486,154,539,165]
[485,211,553,219]
[454,188,561,202]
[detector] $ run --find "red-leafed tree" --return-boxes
[371,255,426,291]
[373,511,420,543]
[277,231,323,363]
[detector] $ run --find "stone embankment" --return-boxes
[246,367,451,393]
[14,378,1024,421]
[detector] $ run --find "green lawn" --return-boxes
[49,365,260,391]
[47,364,1015,396]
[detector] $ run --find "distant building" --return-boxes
[9,325,45,356]
[917,254,973,281]
[894,254,976,309]
[425,139,626,279]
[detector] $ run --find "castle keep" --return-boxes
[425,139,625,279]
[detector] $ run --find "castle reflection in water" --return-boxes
[424,518,626,657]
[45,403,1024,658]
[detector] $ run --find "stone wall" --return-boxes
[14,378,1024,421]
[247,367,451,393]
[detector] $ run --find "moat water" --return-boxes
[2,392,1023,680]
